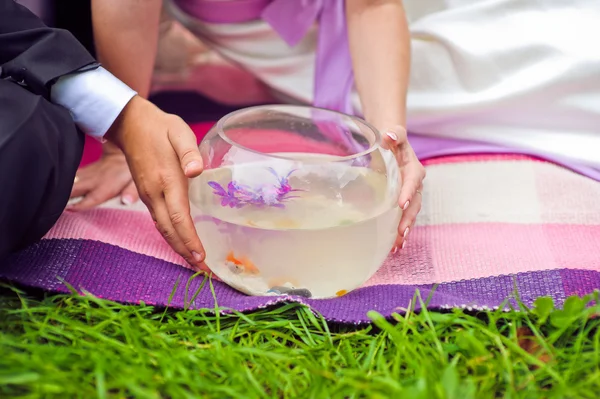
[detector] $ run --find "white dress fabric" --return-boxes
[164,0,600,169]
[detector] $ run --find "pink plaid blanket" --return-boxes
[2,154,600,322]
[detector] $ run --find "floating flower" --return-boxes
[208,168,303,208]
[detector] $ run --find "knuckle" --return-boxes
[158,173,174,190]
[166,115,187,131]
[140,196,155,212]
[180,254,193,264]
[169,211,186,226]
[396,128,408,140]
[181,236,195,247]
[180,148,197,161]
[157,225,175,241]
[82,194,100,205]
[140,185,154,201]
[169,114,185,125]
[162,230,176,241]
[101,186,121,199]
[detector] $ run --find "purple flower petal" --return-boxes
[228,181,244,195]
[208,181,227,197]
[266,167,279,178]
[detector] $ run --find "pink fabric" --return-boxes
[46,209,187,268]
[56,155,600,290]
[369,224,600,286]
[46,209,600,287]
[173,0,271,24]
[421,154,543,166]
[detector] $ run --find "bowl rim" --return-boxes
[213,104,382,162]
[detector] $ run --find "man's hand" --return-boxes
[106,95,207,271]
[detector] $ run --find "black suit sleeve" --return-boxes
[0,0,98,98]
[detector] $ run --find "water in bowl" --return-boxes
[190,154,400,299]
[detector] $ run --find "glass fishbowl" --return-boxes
[189,105,401,299]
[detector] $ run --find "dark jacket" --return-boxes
[0,0,97,99]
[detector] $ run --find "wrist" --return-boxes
[369,119,407,137]
[104,95,141,149]
[364,109,406,134]
[102,141,124,156]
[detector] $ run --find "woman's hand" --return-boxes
[381,125,426,253]
[346,1,418,251]
[69,143,139,210]
[106,95,208,272]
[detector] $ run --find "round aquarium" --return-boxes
[189,105,401,299]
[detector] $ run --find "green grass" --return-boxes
[0,283,599,399]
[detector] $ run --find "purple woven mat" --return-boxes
[2,239,598,323]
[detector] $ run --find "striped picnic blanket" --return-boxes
[2,149,599,323]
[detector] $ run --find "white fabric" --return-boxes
[51,67,137,138]
[164,0,600,168]
[165,0,317,107]
[404,0,600,168]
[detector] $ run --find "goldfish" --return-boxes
[225,251,260,275]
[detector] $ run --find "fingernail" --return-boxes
[402,201,410,210]
[386,131,398,142]
[403,227,410,238]
[121,195,134,206]
[184,161,201,175]
[192,251,204,262]
[401,240,407,250]
[392,246,398,254]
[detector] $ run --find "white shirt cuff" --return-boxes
[50,66,137,138]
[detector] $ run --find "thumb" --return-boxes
[168,119,204,178]
[380,125,406,151]
[120,181,140,205]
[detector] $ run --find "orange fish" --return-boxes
[225,251,260,275]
